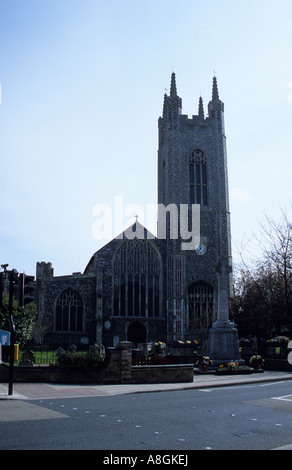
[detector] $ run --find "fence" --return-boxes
[0,341,194,385]
[1,344,91,366]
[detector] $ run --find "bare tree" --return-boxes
[231,208,292,342]
[33,314,51,350]
[258,209,292,328]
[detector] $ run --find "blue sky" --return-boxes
[1,0,292,276]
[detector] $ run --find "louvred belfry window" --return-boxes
[189,149,208,206]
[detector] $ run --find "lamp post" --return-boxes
[8,269,18,395]
[1,265,20,395]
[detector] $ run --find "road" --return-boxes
[0,380,291,451]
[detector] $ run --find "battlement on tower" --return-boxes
[179,113,211,130]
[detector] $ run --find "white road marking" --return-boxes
[271,394,292,402]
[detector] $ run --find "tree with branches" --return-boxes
[231,209,292,346]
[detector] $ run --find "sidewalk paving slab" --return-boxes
[1,370,291,400]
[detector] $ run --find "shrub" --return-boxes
[57,345,105,369]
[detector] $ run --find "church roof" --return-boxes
[84,219,160,274]
[115,219,156,242]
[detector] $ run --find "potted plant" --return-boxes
[249,355,264,370]
[200,356,213,371]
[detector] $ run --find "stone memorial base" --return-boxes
[208,320,244,364]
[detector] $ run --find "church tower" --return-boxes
[158,72,241,361]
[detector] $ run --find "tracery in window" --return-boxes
[113,239,162,318]
[187,281,214,331]
[55,288,83,332]
[189,149,208,206]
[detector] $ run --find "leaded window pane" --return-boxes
[154,275,160,318]
[121,274,126,316]
[113,239,162,318]
[55,288,83,332]
[128,274,133,316]
[141,274,146,317]
[187,281,214,332]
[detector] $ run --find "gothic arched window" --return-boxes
[187,281,214,331]
[189,150,208,206]
[113,239,162,318]
[55,288,83,332]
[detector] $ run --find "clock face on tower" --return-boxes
[195,243,206,255]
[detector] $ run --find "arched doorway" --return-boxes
[127,321,147,345]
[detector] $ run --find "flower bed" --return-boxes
[216,362,253,375]
[170,340,199,348]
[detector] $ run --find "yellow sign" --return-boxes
[14,344,19,361]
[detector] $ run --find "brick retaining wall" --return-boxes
[132,364,194,384]
[0,342,194,385]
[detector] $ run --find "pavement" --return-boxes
[1,370,292,400]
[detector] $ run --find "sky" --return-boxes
[0,0,292,277]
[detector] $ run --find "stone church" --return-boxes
[36,73,240,359]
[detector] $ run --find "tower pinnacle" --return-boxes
[170,72,178,97]
[212,75,219,101]
[198,96,204,119]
